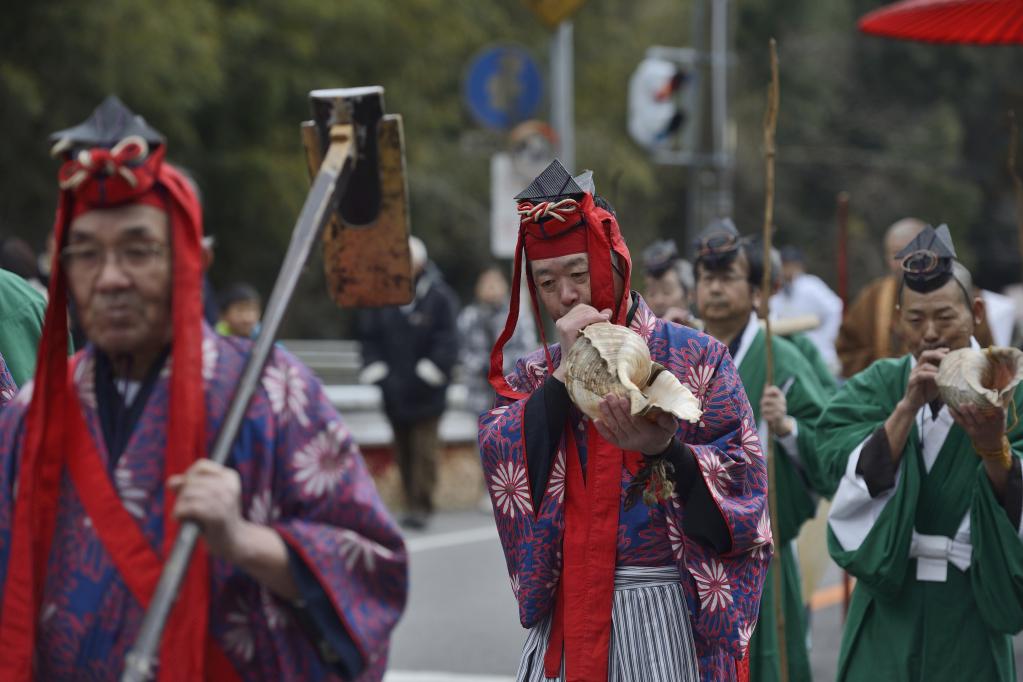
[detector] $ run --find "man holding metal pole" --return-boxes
[0,96,407,681]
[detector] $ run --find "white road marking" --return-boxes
[385,673,514,682]
[405,525,499,553]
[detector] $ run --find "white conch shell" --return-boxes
[563,322,702,423]
[936,346,1023,411]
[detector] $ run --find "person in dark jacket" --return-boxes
[358,236,459,529]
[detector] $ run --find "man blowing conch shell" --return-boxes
[478,160,770,682]
[818,223,1023,681]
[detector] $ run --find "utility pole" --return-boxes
[551,21,575,173]
[687,0,733,232]
[710,0,733,220]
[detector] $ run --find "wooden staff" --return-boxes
[759,38,789,682]
[1009,111,1023,279]
[835,190,854,622]
[836,191,850,308]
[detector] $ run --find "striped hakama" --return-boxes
[516,566,700,682]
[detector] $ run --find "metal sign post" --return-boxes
[551,20,575,172]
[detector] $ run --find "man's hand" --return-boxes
[952,403,1012,498]
[594,394,678,455]
[168,459,300,600]
[951,404,1007,453]
[551,304,611,382]
[761,385,794,436]
[168,459,249,562]
[885,348,950,465]
[900,348,948,413]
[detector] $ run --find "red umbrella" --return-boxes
[859,0,1023,45]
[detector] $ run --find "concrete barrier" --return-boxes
[284,339,488,512]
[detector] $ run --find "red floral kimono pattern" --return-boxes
[0,327,407,680]
[479,297,771,681]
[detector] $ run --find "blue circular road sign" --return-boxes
[464,45,543,130]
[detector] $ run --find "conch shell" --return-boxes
[936,346,1023,412]
[563,322,702,423]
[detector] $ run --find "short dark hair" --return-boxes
[218,283,260,310]
[695,241,764,289]
[593,195,616,216]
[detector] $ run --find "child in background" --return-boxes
[216,283,262,338]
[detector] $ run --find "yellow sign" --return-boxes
[523,0,586,27]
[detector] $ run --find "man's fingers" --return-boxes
[601,396,632,435]
[593,419,615,444]
[919,348,949,365]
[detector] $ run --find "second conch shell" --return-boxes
[936,346,1023,412]
[563,322,702,423]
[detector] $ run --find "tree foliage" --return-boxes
[1,1,1021,337]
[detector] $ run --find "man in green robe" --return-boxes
[693,219,830,682]
[819,224,1023,681]
[0,267,46,385]
[786,332,838,395]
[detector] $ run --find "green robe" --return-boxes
[785,331,838,395]
[738,327,829,682]
[0,268,46,385]
[817,355,1023,681]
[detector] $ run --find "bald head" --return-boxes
[884,218,926,276]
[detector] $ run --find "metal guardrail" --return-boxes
[282,339,479,447]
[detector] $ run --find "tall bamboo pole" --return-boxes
[759,38,788,682]
[835,191,854,622]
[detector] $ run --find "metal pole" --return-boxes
[120,126,356,682]
[551,20,575,173]
[710,0,732,217]
[688,0,708,235]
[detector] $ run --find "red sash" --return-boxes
[64,365,238,682]
[543,423,640,681]
[1,358,239,681]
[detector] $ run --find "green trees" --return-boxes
[1,1,1020,337]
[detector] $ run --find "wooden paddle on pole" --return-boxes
[759,38,789,682]
[121,87,412,682]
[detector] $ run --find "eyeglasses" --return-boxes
[60,240,168,277]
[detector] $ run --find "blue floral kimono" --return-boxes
[0,328,407,680]
[479,296,771,681]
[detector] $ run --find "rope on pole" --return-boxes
[759,37,789,682]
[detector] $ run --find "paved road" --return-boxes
[385,510,1023,681]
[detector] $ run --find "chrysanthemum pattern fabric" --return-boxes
[0,327,407,681]
[479,296,771,681]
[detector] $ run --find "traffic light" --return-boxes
[627,51,700,154]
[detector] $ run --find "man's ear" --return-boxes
[972,294,986,329]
